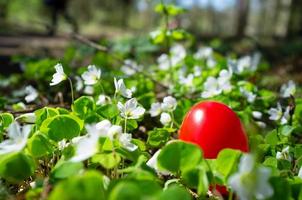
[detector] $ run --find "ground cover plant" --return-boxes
[0,2,302,200]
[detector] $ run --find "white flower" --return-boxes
[93,120,123,140]
[240,87,256,103]
[268,103,283,121]
[298,167,302,179]
[70,122,122,162]
[193,47,216,68]
[70,134,99,162]
[157,54,170,70]
[179,73,194,87]
[228,154,273,200]
[81,65,101,85]
[15,113,36,123]
[201,77,220,98]
[0,122,32,154]
[24,85,38,103]
[160,112,172,125]
[252,111,262,119]
[255,121,266,128]
[268,103,290,124]
[75,76,84,91]
[201,69,233,98]
[193,65,202,76]
[95,120,112,134]
[157,45,186,70]
[114,78,132,98]
[206,57,216,68]
[170,44,186,65]
[146,150,170,175]
[217,69,232,92]
[194,47,213,59]
[96,94,107,105]
[276,146,292,162]
[118,133,137,151]
[121,59,140,76]
[280,80,296,98]
[83,86,94,95]
[50,63,67,86]
[161,96,177,112]
[117,98,145,119]
[281,106,290,125]
[228,53,261,75]
[150,102,162,117]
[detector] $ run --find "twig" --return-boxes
[5,104,70,115]
[71,33,108,52]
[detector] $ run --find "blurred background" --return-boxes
[1,0,301,37]
[0,0,301,75]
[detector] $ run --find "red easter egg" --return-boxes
[179,101,249,158]
[179,101,249,195]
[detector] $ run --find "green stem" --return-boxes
[160,0,173,85]
[228,191,233,200]
[99,80,105,94]
[124,117,128,133]
[68,77,74,104]
[204,159,216,188]
[170,112,180,128]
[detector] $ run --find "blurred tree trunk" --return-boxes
[236,0,250,37]
[273,0,281,36]
[287,0,302,37]
[0,0,9,21]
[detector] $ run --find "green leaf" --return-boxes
[280,125,295,137]
[159,185,192,200]
[0,113,14,138]
[268,177,291,200]
[72,96,96,119]
[155,4,185,16]
[263,157,278,168]
[0,113,14,130]
[35,107,59,127]
[49,170,106,200]
[265,130,279,146]
[40,114,83,142]
[197,168,209,196]
[92,153,121,169]
[0,153,35,183]
[97,104,119,119]
[215,149,242,181]
[28,133,54,158]
[51,161,84,180]
[147,128,170,148]
[108,180,161,200]
[126,119,138,131]
[157,141,203,174]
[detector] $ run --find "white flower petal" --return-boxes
[50,63,67,86]
[81,65,101,85]
[280,80,296,98]
[118,133,137,152]
[160,112,172,125]
[161,96,177,112]
[150,102,162,117]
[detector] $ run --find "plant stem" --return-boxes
[228,191,233,200]
[68,77,74,104]
[99,80,105,94]
[160,0,173,86]
[124,117,128,133]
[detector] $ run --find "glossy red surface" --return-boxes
[179,101,249,159]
